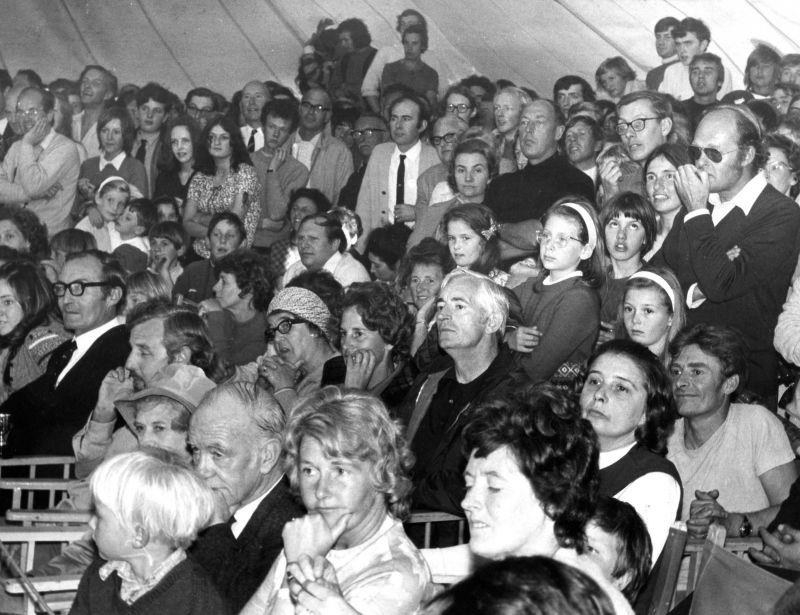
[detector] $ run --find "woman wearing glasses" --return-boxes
[0,260,68,404]
[762,133,800,202]
[182,115,260,259]
[258,286,344,415]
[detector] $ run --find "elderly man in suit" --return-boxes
[188,382,304,613]
[1,250,129,454]
[0,86,80,234]
[356,92,439,251]
[656,105,800,406]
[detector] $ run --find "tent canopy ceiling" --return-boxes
[2,0,798,100]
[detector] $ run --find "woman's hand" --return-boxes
[597,321,616,345]
[287,555,358,615]
[198,298,222,317]
[343,349,377,390]
[259,355,300,390]
[506,325,541,353]
[77,178,95,199]
[283,512,351,563]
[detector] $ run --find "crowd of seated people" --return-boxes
[3,7,800,614]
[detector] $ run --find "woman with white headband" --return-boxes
[620,267,685,367]
[508,197,605,383]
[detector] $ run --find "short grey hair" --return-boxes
[200,382,285,440]
[439,269,509,332]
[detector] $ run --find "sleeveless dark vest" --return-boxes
[599,444,684,520]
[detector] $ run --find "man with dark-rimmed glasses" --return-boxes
[291,87,353,205]
[656,105,800,407]
[1,250,130,454]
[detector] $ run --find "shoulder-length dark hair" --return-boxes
[599,191,658,258]
[440,203,500,275]
[158,114,202,174]
[96,105,137,156]
[342,282,414,364]
[463,384,599,553]
[0,260,57,351]
[585,339,677,456]
[194,114,252,175]
[0,206,49,261]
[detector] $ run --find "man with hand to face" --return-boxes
[251,98,309,248]
[0,86,80,234]
[656,105,800,405]
[356,93,439,251]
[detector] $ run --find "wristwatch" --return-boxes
[739,514,753,537]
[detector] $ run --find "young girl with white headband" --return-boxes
[620,267,686,367]
[508,197,606,383]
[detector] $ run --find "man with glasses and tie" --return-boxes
[355,92,438,251]
[0,86,80,234]
[600,90,674,201]
[656,105,800,407]
[1,250,129,454]
[291,87,353,206]
[486,98,594,259]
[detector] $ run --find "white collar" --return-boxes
[543,270,583,285]
[393,139,422,160]
[708,172,767,217]
[296,131,321,146]
[230,475,283,539]
[73,316,122,354]
[323,250,345,273]
[0,117,7,132]
[598,442,637,469]
[99,151,126,170]
[662,54,678,65]
[39,128,57,151]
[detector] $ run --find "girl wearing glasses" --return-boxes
[508,197,605,384]
[183,115,260,259]
[0,261,69,404]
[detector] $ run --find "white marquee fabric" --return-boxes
[1,0,798,98]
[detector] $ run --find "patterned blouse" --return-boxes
[186,165,261,258]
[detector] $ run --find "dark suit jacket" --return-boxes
[654,183,800,395]
[189,478,304,614]
[1,323,130,455]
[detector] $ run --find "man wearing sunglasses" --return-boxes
[1,250,130,455]
[355,92,439,251]
[291,87,353,206]
[657,106,800,407]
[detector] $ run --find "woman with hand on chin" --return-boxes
[643,144,691,262]
[340,282,415,410]
[241,388,431,615]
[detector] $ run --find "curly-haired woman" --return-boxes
[241,388,431,615]
[340,282,415,410]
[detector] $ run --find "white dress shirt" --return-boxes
[240,125,264,152]
[57,316,123,386]
[659,60,733,101]
[684,173,767,306]
[387,140,422,221]
[229,476,283,539]
[292,132,321,173]
[98,151,126,170]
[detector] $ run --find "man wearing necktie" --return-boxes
[1,251,130,454]
[0,86,80,234]
[355,92,439,251]
[239,81,269,154]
